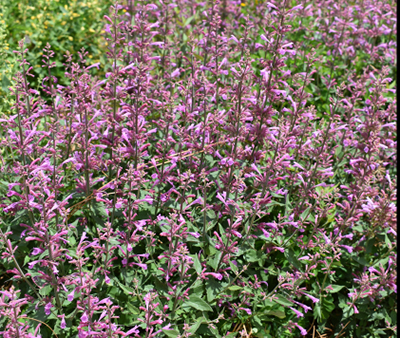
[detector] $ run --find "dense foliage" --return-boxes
[0,1,397,337]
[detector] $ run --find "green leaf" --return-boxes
[162,328,180,338]
[264,310,286,319]
[194,255,202,275]
[369,311,385,321]
[39,285,53,296]
[228,285,242,291]
[126,303,140,315]
[176,19,184,27]
[206,279,223,302]
[285,249,302,270]
[91,201,108,218]
[300,207,311,221]
[225,333,237,338]
[183,15,195,27]
[39,249,50,260]
[327,284,345,293]
[193,53,204,61]
[108,285,120,297]
[1,75,10,92]
[365,238,375,253]
[191,280,205,298]
[384,234,392,247]
[153,276,169,294]
[184,295,213,312]
[229,260,238,273]
[188,317,205,334]
[322,297,335,314]
[273,294,293,307]
[315,296,335,321]
[245,249,266,266]
[373,256,389,268]
[352,255,368,266]
[208,251,222,270]
[253,315,263,326]
[209,325,222,337]
[116,280,135,295]
[314,302,322,320]
[23,255,31,266]
[265,264,278,276]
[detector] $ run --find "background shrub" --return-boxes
[0,0,111,112]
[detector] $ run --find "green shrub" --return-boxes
[0,0,111,113]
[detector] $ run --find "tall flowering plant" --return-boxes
[0,0,396,337]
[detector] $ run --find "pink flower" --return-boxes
[302,292,319,303]
[171,69,180,78]
[340,245,353,253]
[58,314,66,329]
[67,290,75,302]
[204,272,223,280]
[133,263,147,270]
[290,307,304,318]
[81,312,89,322]
[125,325,140,336]
[188,232,201,238]
[238,307,252,315]
[293,300,312,313]
[295,323,307,335]
[44,302,53,315]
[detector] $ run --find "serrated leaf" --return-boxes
[194,255,202,275]
[209,325,222,337]
[188,317,205,334]
[39,285,53,296]
[91,201,108,217]
[273,294,293,307]
[314,302,322,320]
[208,251,222,270]
[206,279,223,303]
[162,329,180,338]
[228,261,238,274]
[184,295,213,311]
[245,249,265,264]
[321,297,335,313]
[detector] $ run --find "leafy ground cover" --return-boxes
[0,0,397,337]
